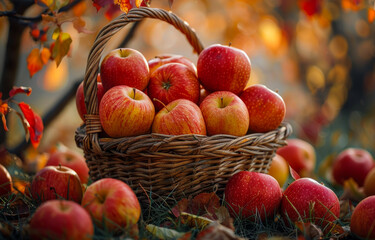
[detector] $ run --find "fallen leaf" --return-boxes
[341,178,366,202]
[146,224,190,240]
[215,206,235,231]
[180,212,213,230]
[295,222,323,239]
[191,192,221,218]
[196,222,245,240]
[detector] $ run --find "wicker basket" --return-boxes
[75,7,292,205]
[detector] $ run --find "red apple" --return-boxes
[152,99,206,135]
[45,148,89,185]
[147,63,200,111]
[280,178,340,229]
[148,54,197,75]
[199,91,249,136]
[197,44,251,95]
[100,48,150,92]
[350,196,375,240]
[81,178,141,232]
[99,85,155,137]
[29,199,94,240]
[30,165,83,203]
[198,87,210,105]
[276,138,316,177]
[0,163,12,197]
[332,148,375,187]
[240,84,286,133]
[364,168,375,197]
[76,74,105,121]
[224,171,282,221]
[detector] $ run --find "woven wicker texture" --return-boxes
[75,7,292,204]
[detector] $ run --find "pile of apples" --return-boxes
[76,44,286,138]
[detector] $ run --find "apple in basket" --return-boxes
[99,85,155,138]
[240,84,286,133]
[224,171,282,221]
[147,63,200,111]
[280,178,340,230]
[81,178,141,233]
[148,54,197,75]
[100,48,150,92]
[30,165,83,203]
[199,91,249,136]
[29,200,94,240]
[75,74,105,121]
[197,44,251,95]
[332,148,375,187]
[152,99,206,135]
[45,147,89,185]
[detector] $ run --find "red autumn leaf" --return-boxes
[18,102,44,148]
[9,87,32,97]
[298,0,323,17]
[27,48,51,77]
[172,198,189,218]
[289,165,301,180]
[192,192,221,218]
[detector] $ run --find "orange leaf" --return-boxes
[73,17,93,34]
[114,0,143,14]
[73,1,87,17]
[18,102,44,148]
[27,48,51,77]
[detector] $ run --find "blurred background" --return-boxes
[1,0,374,171]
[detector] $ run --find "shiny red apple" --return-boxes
[197,44,251,95]
[350,196,375,240]
[224,171,282,221]
[332,148,375,187]
[147,63,200,111]
[30,165,83,203]
[152,99,206,135]
[81,178,141,232]
[99,85,155,137]
[240,84,286,133]
[100,48,150,92]
[276,138,316,177]
[200,91,249,136]
[280,178,340,229]
[29,199,94,240]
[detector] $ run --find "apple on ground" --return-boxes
[332,148,375,187]
[100,48,150,92]
[45,148,89,185]
[76,74,105,121]
[276,138,316,177]
[199,91,249,136]
[148,54,197,75]
[30,165,83,203]
[268,154,289,188]
[197,44,251,95]
[364,167,375,196]
[99,85,155,138]
[147,63,200,111]
[224,171,282,221]
[240,84,286,133]
[81,178,141,233]
[151,99,206,135]
[280,178,340,230]
[350,196,375,240]
[0,163,12,197]
[29,199,94,240]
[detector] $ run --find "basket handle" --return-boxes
[83,7,205,135]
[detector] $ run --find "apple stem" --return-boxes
[133,88,136,99]
[220,97,224,108]
[95,193,105,203]
[153,98,169,112]
[228,42,232,47]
